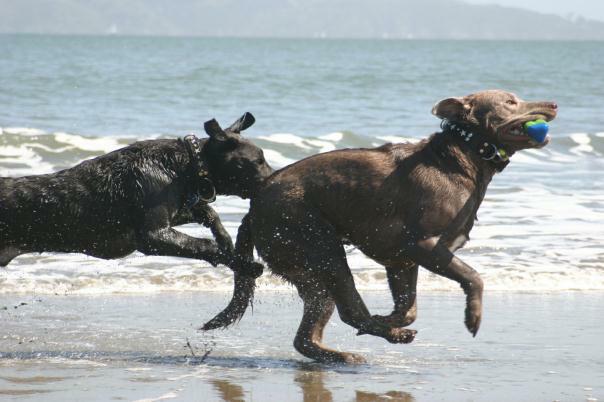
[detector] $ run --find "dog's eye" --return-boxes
[506,99,517,105]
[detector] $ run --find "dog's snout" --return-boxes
[549,102,558,110]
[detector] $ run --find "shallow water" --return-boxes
[1,291,602,401]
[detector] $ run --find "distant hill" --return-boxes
[1,0,604,39]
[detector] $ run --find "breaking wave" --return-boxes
[1,127,604,293]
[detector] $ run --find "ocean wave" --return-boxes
[1,127,603,294]
[2,127,604,176]
[1,217,603,294]
[2,249,603,294]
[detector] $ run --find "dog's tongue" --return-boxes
[524,119,549,143]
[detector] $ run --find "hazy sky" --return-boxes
[464,0,604,21]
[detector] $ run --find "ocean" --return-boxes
[1,35,603,294]
[1,35,603,401]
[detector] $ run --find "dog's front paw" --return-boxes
[384,328,416,344]
[215,233,235,255]
[465,298,482,337]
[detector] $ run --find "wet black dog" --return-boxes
[0,113,273,273]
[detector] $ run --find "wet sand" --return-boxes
[0,291,602,401]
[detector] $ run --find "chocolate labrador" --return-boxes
[205,90,557,363]
[0,113,272,277]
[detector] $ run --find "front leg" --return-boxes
[194,203,234,254]
[406,237,483,336]
[174,203,234,255]
[373,261,418,327]
[137,227,229,267]
[138,204,231,267]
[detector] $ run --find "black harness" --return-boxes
[440,120,510,172]
[182,135,216,206]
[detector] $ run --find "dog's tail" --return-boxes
[201,213,261,331]
[201,270,258,330]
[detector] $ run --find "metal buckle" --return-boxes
[479,143,498,160]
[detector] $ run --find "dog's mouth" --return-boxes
[498,113,555,149]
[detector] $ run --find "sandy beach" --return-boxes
[0,290,601,401]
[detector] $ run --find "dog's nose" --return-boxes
[549,102,558,110]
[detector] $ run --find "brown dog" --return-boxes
[205,90,558,363]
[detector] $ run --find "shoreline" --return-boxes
[1,291,602,401]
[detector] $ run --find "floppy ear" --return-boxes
[204,118,229,141]
[226,112,255,134]
[431,97,469,121]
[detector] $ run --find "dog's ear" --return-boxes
[432,97,470,121]
[204,118,229,141]
[226,112,255,134]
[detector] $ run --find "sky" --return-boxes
[464,0,604,21]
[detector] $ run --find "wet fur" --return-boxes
[206,91,558,363]
[0,114,273,272]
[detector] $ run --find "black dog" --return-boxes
[0,113,273,273]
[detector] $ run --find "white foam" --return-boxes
[134,391,179,402]
[53,132,125,153]
[569,132,594,154]
[376,135,418,144]
[263,148,296,168]
[0,145,56,175]
[258,133,312,149]
[1,127,47,136]
[319,132,344,142]
[304,139,336,153]
[2,128,604,294]
[570,133,591,145]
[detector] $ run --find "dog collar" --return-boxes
[182,135,216,204]
[440,120,510,172]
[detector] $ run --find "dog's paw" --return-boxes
[372,312,415,328]
[384,328,417,344]
[464,299,482,337]
[338,352,367,364]
[358,325,417,344]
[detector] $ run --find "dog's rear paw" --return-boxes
[313,351,367,365]
[384,328,416,344]
[339,353,367,364]
[372,312,416,328]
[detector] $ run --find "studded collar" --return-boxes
[182,135,216,204]
[440,120,510,172]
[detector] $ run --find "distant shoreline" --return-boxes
[1,32,603,42]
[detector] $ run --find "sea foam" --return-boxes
[1,128,603,293]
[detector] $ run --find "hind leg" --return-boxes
[278,214,415,345]
[293,283,366,364]
[320,256,416,344]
